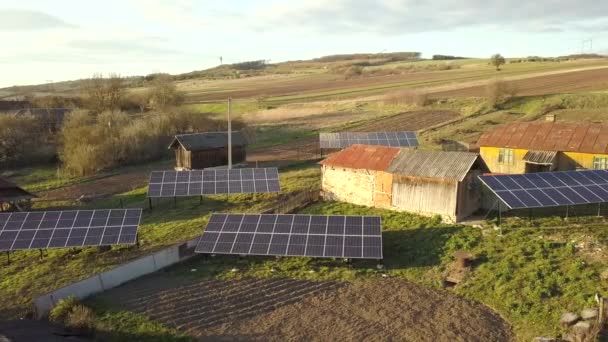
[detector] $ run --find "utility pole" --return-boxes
[227,97,232,169]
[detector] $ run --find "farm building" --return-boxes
[169,131,248,170]
[320,145,484,222]
[0,177,36,211]
[478,120,608,174]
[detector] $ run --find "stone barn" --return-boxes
[169,131,248,170]
[0,177,36,211]
[320,145,485,222]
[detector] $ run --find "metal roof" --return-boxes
[478,121,608,154]
[319,144,401,171]
[523,150,558,165]
[169,131,247,151]
[387,150,479,181]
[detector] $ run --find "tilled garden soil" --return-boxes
[96,276,513,341]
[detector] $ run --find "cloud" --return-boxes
[65,36,177,55]
[249,0,608,34]
[0,9,75,31]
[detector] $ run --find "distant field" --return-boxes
[434,67,608,97]
[178,60,608,104]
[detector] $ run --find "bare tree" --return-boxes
[82,73,125,113]
[148,75,183,109]
[490,54,506,71]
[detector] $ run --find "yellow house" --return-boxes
[477,121,608,174]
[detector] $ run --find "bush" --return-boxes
[66,305,96,332]
[0,114,56,168]
[486,79,518,108]
[60,109,246,176]
[384,89,430,107]
[344,65,363,79]
[49,296,79,322]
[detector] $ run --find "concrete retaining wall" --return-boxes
[33,237,200,318]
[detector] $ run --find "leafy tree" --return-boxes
[490,54,506,71]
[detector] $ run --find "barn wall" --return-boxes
[321,166,375,206]
[456,170,482,220]
[391,176,458,220]
[190,146,247,170]
[373,171,393,208]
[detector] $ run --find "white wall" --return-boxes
[33,237,200,318]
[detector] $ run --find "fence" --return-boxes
[33,236,200,318]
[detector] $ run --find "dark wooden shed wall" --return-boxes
[175,146,247,170]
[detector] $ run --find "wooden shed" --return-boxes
[387,150,484,222]
[169,131,247,170]
[320,145,485,222]
[0,177,36,211]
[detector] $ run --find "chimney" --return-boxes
[545,114,556,122]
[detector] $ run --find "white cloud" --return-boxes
[0,9,75,31]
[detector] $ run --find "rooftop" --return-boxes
[478,121,608,154]
[319,144,401,171]
[387,150,480,181]
[0,177,36,202]
[169,131,247,151]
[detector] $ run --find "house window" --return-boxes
[498,148,514,165]
[593,156,608,170]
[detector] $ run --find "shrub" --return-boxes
[384,89,430,107]
[344,66,363,79]
[66,305,96,332]
[49,296,79,322]
[60,109,246,176]
[0,114,56,168]
[486,79,518,108]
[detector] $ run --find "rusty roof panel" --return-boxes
[319,144,401,171]
[478,122,608,154]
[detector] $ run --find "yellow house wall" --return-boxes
[479,147,528,174]
[481,146,608,173]
[559,152,608,170]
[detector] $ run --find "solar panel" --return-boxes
[0,209,142,252]
[479,170,608,209]
[319,132,418,149]
[195,213,383,259]
[147,168,281,198]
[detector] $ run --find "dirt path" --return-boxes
[94,276,513,341]
[37,170,150,201]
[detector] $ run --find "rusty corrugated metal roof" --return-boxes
[478,121,608,154]
[319,144,401,171]
[523,150,558,165]
[387,150,479,181]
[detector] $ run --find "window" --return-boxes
[498,148,514,165]
[593,156,608,170]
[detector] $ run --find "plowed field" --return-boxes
[95,276,513,341]
[433,68,608,98]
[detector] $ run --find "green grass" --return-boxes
[249,125,318,150]
[2,166,82,193]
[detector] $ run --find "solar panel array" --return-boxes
[148,168,280,198]
[319,132,419,149]
[0,209,142,251]
[196,213,383,259]
[479,170,608,209]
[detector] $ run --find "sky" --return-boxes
[1,0,607,87]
